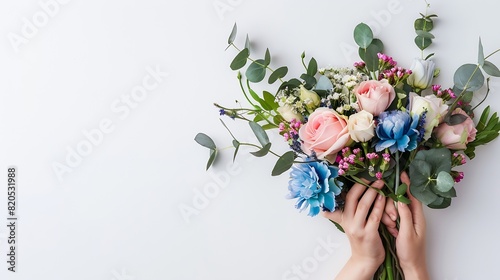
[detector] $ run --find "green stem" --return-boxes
[395,151,400,193]
[471,77,490,111]
[384,244,394,280]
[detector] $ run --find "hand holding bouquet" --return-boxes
[196,3,500,279]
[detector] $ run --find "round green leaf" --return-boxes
[454,64,484,91]
[195,133,216,150]
[353,23,373,48]
[414,18,433,32]
[414,35,432,50]
[246,59,267,83]
[230,48,249,70]
[268,66,288,84]
[483,61,500,77]
[436,171,455,193]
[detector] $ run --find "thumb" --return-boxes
[397,201,415,235]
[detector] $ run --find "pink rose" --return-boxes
[299,108,350,160]
[434,108,477,150]
[355,79,396,116]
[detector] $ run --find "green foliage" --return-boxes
[271,151,295,176]
[230,48,249,70]
[414,13,436,51]
[268,66,288,84]
[465,106,500,159]
[454,64,484,91]
[353,23,373,48]
[195,133,218,170]
[246,59,268,83]
[409,148,456,208]
[249,121,270,146]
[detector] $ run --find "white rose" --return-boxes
[409,92,448,140]
[277,105,303,122]
[407,58,436,90]
[299,85,321,111]
[347,110,375,142]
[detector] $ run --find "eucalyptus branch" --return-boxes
[230,42,284,83]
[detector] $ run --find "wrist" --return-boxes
[348,256,381,275]
[400,263,430,280]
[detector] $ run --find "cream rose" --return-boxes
[407,58,436,90]
[355,79,396,116]
[434,108,477,150]
[299,108,350,159]
[409,92,448,140]
[347,110,375,142]
[277,105,303,122]
[298,85,321,112]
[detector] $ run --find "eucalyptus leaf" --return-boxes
[232,140,240,162]
[415,30,435,39]
[250,142,272,157]
[454,64,484,91]
[410,182,438,205]
[207,149,217,170]
[228,23,237,44]
[364,44,381,72]
[415,35,432,50]
[483,61,500,77]
[446,114,468,125]
[315,75,334,91]
[230,48,249,70]
[435,171,455,192]
[279,78,302,91]
[245,34,250,51]
[414,18,433,32]
[478,38,485,66]
[428,197,452,209]
[300,73,316,89]
[195,133,216,150]
[271,151,295,176]
[268,66,288,84]
[249,121,270,146]
[307,57,318,76]
[246,59,267,83]
[264,48,271,66]
[414,148,451,175]
[353,23,373,48]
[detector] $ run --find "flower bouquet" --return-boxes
[196,4,500,279]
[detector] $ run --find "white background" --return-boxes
[0,0,499,279]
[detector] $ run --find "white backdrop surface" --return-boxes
[0,0,499,279]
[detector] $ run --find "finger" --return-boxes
[407,187,426,235]
[385,197,398,222]
[400,171,426,230]
[397,200,415,236]
[366,193,386,231]
[343,182,367,217]
[353,180,384,225]
[322,209,342,224]
[381,212,398,237]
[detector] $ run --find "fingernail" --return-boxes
[378,194,383,200]
[390,214,397,221]
[398,201,405,207]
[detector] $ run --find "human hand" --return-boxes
[382,172,429,280]
[323,180,386,279]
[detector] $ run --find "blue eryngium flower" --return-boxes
[286,161,342,217]
[375,110,420,153]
